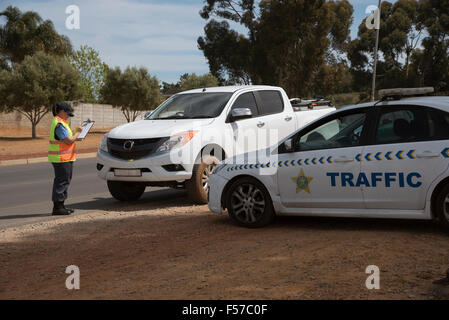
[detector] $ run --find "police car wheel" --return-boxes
[226,177,275,228]
[107,181,146,202]
[436,183,449,231]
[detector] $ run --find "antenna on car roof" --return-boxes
[202,88,207,92]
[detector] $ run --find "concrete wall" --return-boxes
[0,103,145,131]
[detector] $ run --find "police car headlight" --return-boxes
[99,133,109,153]
[213,164,227,175]
[155,131,198,153]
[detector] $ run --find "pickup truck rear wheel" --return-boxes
[225,177,275,228]
[107,181,146,202]
[186,155,219,204]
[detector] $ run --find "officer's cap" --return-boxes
[55,102,74,117]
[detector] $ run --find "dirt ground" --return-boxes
[0,128,106,160]
[1,192,449,300]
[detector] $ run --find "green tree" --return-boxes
[0,52,81,138]
[101,67,161,122]
[161,81,181,95]
[0,6,72,64]
[68,45,109,103]
[179,73,219,91]
[414,0,449,91]
[348,0,423,91]
[198,0,353,97]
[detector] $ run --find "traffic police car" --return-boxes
[208,88,449,230]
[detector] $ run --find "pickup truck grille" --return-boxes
[107,137,169,160]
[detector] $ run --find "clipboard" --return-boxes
[78,121,95,140]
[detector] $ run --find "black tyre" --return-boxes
[107,181,146,202]
[225,177,275,228]
[436,183,449,231]
[186,155,219,204]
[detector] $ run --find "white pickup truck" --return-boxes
[97,85,335,203]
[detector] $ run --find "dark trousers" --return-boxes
[52,162,74,203]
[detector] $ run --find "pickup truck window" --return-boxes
[256,90,284,115]
[231,92,259,117]
[148,93,232,120]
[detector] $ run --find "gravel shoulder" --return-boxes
[1,193,449,300]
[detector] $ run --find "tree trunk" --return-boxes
[405,52,410,79]
[31,122,37,139]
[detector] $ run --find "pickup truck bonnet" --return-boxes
[108,119,215,140]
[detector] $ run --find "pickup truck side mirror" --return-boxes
[231,108,253,121]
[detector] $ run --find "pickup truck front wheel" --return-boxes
[107,181,146,202]
[186,155,219,204]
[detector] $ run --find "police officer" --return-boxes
[48,102,82,215]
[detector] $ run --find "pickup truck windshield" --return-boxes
[147,93,232,120]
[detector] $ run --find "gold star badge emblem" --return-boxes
[291,169,313,194]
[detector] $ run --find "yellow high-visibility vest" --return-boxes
[48,116,76,163]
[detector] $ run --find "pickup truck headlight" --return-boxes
[99,133,109,152]
[156,131,198,153]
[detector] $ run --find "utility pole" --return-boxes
[371,0,382,102]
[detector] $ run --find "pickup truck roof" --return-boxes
[179,85,282,94]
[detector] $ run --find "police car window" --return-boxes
[376,108,432,144]
[296,113,366,151]
[429,109,449,140]
[231,92,259,117]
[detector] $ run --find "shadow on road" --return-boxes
[267,215,448,236]
[0,213,52,220]
[69,188,196,212]
[211,210,448,236]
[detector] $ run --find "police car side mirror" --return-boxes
[284,138,293,152]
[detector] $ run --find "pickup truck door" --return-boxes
[277,110,369,209]
[227,92,272,155]
[253,90,296,143]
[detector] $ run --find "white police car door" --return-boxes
[361,105,449,210]
[277,110,368,209]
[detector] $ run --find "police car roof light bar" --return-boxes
[378,87,435,101]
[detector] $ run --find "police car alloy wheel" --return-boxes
[226,177,275,228]
[436,184,449,230]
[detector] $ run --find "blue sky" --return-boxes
[1,0,395,83]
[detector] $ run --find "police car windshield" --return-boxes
[147,93,232,120]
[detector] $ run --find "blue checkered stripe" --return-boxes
[226,147,449,172]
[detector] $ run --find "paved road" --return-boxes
[0,158,177,230]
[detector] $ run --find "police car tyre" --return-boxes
[436,183,449,231]
[186,155,220,204]
[107,181,146,202]
[226,177,275,228]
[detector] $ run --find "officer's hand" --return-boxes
[76,126,83,133]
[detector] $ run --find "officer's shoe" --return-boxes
[63,204,75,214]
[52,202,71,216]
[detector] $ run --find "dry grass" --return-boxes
[0,127,109,160]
